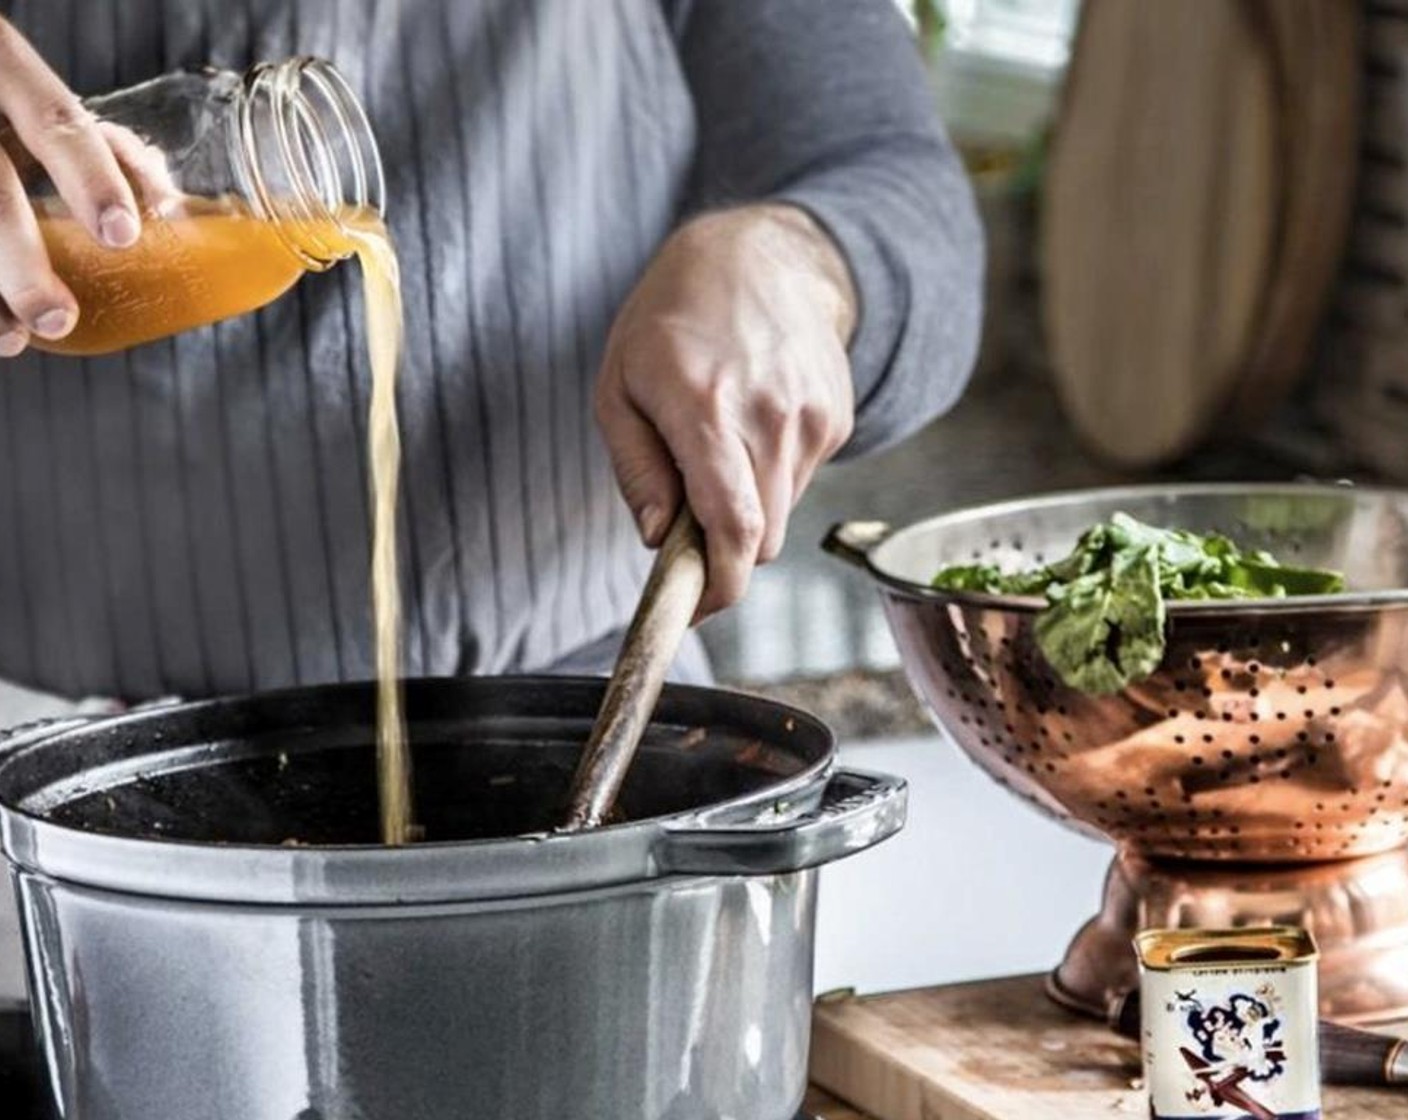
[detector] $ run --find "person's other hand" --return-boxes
[0,16,142,358]
[596,203,857,618]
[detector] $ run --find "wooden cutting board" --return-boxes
[806,1085,872,1120]
[1042,0,1359,468]
[808,974,1408,1120]
[1043,0,1279,468]
[1229,0,1361,422]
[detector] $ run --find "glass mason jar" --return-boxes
[3,57,384,356]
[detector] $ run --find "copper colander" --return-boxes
[826,484,1408,863]
[827,483,1408,1021]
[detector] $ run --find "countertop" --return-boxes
[808,974,1408,1120]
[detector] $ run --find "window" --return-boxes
[941,0,1082,74]
[923,0,1083,144]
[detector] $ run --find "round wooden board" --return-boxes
[1230,0,1361,422]
[1042,0,1280,468]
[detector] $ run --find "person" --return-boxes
[0,0,981,705]
[0,0,983,1006]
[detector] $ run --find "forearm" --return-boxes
[771,147,985,457]
[673,0,985,456]
[671,203,857,346]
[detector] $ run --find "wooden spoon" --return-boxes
[560,506,707,831]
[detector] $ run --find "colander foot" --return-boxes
[1051,848,1408,1024]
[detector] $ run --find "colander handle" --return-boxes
[655,768,908,876]
[821,520,893,570]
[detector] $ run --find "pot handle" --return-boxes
[655,768,907,877]
[821,521,892,571]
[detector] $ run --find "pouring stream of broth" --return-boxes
[348,219,415,845]
[37,203,417,844]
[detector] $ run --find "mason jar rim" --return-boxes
[236,56,386,267]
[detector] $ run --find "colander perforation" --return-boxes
[863,485,1408,863]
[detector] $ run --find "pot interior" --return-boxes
[0,678,829,847]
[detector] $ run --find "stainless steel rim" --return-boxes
[842,481,1408,613]
[0,677,905,905]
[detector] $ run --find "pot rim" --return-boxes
[0,676,867,906]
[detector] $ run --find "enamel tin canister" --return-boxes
[1135,927,1321,1120]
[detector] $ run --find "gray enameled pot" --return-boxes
[0,677,906,1120]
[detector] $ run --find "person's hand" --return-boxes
[0,16,142,358]
[596,203,858,618]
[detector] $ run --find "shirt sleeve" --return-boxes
[668,0,986,457]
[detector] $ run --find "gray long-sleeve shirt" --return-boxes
[0,0,983,701]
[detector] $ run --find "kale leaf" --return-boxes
[931,513,1345,693]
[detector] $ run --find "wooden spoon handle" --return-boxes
[560,506,707,831]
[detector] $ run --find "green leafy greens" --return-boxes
[931,513,1346,694]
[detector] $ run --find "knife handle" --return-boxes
[1320,1021,1408,1087]
[1108,989,1408,1087]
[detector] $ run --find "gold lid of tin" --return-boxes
[1135,926,1319,971]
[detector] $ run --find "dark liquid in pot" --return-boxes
[39,728,791,845]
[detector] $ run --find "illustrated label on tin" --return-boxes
[1142,964,1320,1120]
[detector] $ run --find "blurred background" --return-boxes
[704,0,1393,703]
[704,0,1408,993]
